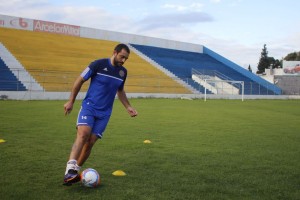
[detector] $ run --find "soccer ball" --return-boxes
[80,168,101,188]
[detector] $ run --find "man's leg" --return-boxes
[77,115,109,166]
[77,134,98,166]
[63,126,91,185]
[69,126,92,160]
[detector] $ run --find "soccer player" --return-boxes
[63,43,138,185]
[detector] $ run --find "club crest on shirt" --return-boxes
[119,70,125,77]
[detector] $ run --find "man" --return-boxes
[63,43,138,186]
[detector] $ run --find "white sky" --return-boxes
[0,0,299,72]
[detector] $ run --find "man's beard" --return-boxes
[113,57,123,66]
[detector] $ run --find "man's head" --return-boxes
[111,43,130,67]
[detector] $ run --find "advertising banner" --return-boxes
[283,61,300,75]
[0,15,33,30]
[33,20,80,36]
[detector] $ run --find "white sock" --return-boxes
[65,159,77,175]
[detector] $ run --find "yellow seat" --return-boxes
[0,27,191,93]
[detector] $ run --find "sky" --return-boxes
[0,0,299,72]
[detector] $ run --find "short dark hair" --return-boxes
[114,43,130,54]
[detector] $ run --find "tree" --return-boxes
[273,59,281,68]
[257,44,269,74]
[257,44,283,73]
[248,64,252,72]
[267,57,281,69]
[284,52,300,61]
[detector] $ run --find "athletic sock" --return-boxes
[65,159,78,175]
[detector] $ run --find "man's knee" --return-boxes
[77,126,91,141]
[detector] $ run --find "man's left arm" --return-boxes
[117,89,138,117]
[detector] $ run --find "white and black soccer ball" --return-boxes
[80,168,101,188]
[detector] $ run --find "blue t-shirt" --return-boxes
[80,58,127,115]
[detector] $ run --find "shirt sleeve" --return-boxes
[80,60,98,80]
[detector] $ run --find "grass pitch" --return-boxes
[0,99,299,200]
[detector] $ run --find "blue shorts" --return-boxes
[77,107,111,138]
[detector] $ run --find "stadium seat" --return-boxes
[130,44,278,95]
[0,27,190,93]
[0,57,26,91]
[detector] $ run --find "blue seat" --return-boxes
[0,57,27,91]
[131,44,279,95]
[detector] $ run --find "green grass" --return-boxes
[0,99,299,200]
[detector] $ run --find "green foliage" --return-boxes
[257,44,269,74]
[257,44,283,73]
[268,57,282,69]
[272,58,282,68]
[284,51,300,61]
[0,99,299,200]
[248,64,252,72]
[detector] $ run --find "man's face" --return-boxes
[113,49,129,66]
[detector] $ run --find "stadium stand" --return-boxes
[131,44,281,95]
[0,57,26,91]
[0,27,191,93]
[0,23,282,95]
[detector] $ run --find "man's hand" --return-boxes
[64,101,73,115]
[127,106,138,117]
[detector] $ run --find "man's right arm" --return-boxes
[64,76,85,115]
